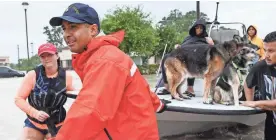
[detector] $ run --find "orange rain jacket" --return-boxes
[54,30,165,140]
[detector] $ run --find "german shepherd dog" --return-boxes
[164,36,246,104]
[213,46,257,106]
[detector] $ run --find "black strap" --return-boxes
[104,128,112,140]
[45,108,58,137]
[46,119,58,137]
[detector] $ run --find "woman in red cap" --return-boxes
[14,43,75,140]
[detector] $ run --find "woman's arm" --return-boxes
[14,70,38,118]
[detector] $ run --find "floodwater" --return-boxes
[161,123,264,140]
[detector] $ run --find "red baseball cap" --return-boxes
[38,43,57,56]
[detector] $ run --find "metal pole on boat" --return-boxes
[156,43,168,77]
[196,1,200,20]
[215,2,219,22]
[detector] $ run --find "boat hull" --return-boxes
[157,110,265,137]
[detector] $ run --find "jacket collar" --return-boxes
[71,30,125,79]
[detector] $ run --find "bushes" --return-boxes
[137,64,159,75]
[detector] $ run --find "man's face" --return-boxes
[195,25,203,36]
[248,27,256,37]
[264,41,276,65]
[62,21,98,53]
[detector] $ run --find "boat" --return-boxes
[155,78,265,137]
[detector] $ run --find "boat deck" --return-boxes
[158,94,265,115]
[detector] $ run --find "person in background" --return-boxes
[14,43,75,140]
[181,19,214,97]
[247,25,265,61]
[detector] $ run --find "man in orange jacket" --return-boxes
[48,2,167,140]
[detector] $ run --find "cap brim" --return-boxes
[38,51,56,56]
[49,16,86,26]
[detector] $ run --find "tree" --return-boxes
[183,10,209,30]
[155,9,187,57]
[11,55,40,71]
[159,9,187,32]
[101,5,160,59]
[159,10,209,34]
[43,26,65,51]
[155,24,187,57]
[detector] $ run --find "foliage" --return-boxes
[43,26,65,51]
[101,5,160,59]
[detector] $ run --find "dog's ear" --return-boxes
[248,41,259,51]
[232,35,245,53]
[236,42,245,53]
[242,35,250,44]
[233,35,243,44]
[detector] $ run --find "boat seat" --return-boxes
[210,28,240,44]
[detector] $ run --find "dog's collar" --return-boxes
[231,61,248,87]
[232,61,248,71]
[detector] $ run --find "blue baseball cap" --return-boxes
[49,3,100,30]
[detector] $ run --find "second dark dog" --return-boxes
[214,46,257,106]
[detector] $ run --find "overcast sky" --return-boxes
[1,0,275,63]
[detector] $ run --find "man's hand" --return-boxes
[241,101,257,108]
[157,99,171,113]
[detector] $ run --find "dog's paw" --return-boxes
[203,99,214,105]
[204,96,214,104]
[221,101,232,106]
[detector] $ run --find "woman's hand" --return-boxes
[206,37,214,45]
[34,110,50,122]
[174,44,181,49]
